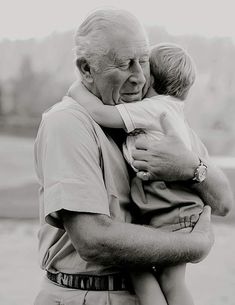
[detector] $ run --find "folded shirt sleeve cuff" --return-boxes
[116,104,135,133]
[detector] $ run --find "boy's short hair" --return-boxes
[150,43,196,100]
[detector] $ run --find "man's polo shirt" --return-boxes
[34,96,131,274]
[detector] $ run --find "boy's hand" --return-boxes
[132,113,199,182]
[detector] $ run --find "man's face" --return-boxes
[90,23,150,105]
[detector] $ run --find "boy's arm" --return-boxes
[68,82,125,129]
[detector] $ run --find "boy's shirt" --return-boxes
[116,95,209,171]
[116,95,209,230]
[116,95,192,150]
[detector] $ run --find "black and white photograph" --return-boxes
[0,0,234,304]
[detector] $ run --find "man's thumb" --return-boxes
[200,205,211,222]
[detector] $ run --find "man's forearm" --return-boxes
[87,220,201,267]
[191,159,233,216]
[62,208,213,269]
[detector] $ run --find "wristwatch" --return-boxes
[191,158,207,183]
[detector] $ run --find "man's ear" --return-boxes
[76,58,93,83]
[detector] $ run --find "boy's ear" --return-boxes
[76,58,93,83]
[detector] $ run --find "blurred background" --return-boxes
[0,0,234,304]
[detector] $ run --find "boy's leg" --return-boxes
[131,271,167,305]
[157,264,194,305]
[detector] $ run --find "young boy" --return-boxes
[71,43,209,305]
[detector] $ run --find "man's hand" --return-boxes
[132,113,199,182]
[190,205,214,263]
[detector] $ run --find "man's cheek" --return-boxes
[109,76,125,103]
[142,68,151,97]
[102,83,121,105]
[108,72,123,86]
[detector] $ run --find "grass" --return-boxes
[213,168,235,224]
[0,182,39,218]
[0,135,234,221]
[0,135,39,218]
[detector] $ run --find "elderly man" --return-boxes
[34,9,232,305]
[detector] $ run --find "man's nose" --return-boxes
[129,61,146,86]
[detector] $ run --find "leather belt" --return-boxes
[47,270,132,291]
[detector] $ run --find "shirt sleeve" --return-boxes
[116,98,164,133]
[35,109,110,228]
[116,104,136,133]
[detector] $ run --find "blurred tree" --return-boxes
[11,55,70,118]
[0,84,3,116]
[12,55,35,115]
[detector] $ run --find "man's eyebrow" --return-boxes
[115,52,150,62]
[137,49,150,58]
[115,56,130,62]
[140,53,150,58]
[112,55,130,64]
[110,49,150,64]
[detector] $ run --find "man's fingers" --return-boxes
[193,205,212,234]
[134,137,149,150]
[132,149,148,161]
[192,205,214,263]
[160,113,178,137]
[200,205,211,222]
[132,160,148,171]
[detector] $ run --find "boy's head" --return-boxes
[150,43,196,100]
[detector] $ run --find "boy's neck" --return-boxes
[145,86,158,98]
[145,87,187,103]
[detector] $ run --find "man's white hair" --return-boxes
[150,43,196,100]
[74,9,146,72]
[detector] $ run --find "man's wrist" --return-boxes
[185,156,208,185]
[182,153,200,181]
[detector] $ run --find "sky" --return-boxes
[0,0,235,41]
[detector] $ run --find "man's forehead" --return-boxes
[100,18,150,63]
[112,45,150,61]
[108,33,150,61]
[105,20,149,46]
